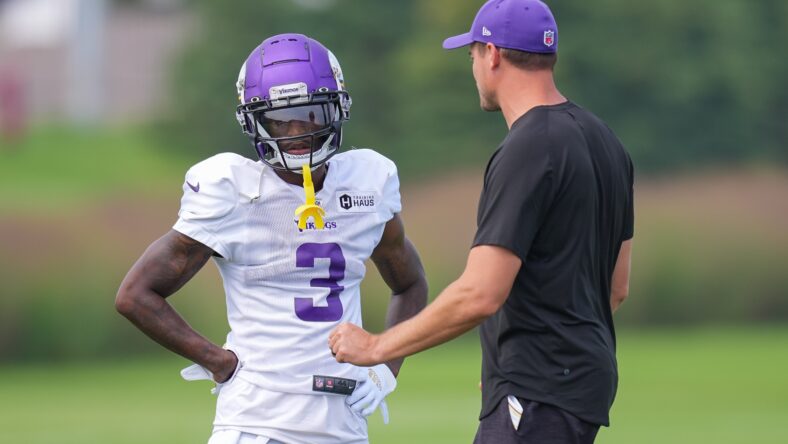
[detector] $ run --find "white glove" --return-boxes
[180,351,243,395]
[346,364,397,424]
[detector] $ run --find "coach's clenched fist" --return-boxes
[329,323,382,366]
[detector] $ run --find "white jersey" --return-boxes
[173,149,400,394]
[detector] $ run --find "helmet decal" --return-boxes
[327,50,346,91]
[269,82,309,107]
[236,62,247,102]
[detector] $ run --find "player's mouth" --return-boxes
[281,142,312,156]
[284,147,311,156]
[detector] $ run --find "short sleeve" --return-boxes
[380,162,402,221]
[172,156,239,259]
[472,139,554,261]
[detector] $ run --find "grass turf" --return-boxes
[0,328,786,443]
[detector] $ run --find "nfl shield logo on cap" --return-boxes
[443,0,559,53]
[543,30,555,47]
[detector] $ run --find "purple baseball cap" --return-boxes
[443,0,558,53]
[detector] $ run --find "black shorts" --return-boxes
[473,396,599,444]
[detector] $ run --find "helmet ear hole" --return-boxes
[237,108,255,136]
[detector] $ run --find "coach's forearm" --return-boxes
[382,276,428,376]
[331,246,516,366]
[115,286,228,373]
[374,278,493,363]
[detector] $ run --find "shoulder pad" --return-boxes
[179,153,259,222]
[338,148,398,176]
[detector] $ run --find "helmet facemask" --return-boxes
[238,90,349,172]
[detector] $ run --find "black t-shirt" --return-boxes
[474,101,634,426]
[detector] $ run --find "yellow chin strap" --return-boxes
[294,164,326,230]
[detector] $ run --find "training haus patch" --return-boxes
[337,191,378,213]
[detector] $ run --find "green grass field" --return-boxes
[1,328,786,443]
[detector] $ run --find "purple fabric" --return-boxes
[294,242,345,322]
[442,0,558,53]
[442,33,475,50]
[241,33,338,103]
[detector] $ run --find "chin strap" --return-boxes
[294,164,326,230]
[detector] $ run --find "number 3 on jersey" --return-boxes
[295,243,345,322]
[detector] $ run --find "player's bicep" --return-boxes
[371,215,425,294]
[122,230,215,299]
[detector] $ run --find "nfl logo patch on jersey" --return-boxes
[337,191,379,213]
[543,30,555,47]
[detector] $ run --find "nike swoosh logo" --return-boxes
[186,181,200,192]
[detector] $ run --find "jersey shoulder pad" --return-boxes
[179,153,260,221]
[334,148,401,218]
[336,148,398,177]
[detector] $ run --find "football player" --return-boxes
[115,33,428,444]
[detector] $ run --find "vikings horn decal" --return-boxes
[327,50,346,91]
[236,62,247,102]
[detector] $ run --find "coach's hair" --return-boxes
[473,42,557,71]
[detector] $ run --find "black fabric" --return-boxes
[473,396,600,444]
[473,101,634,426]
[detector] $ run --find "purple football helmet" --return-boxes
[235,33,352,172]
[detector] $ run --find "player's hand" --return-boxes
[212,349,240,383]
[180,349,242,395]
[347,364,397,424]
[328,323,381,366]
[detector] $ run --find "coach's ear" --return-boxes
[487,42,502,70]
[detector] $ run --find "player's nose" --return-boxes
[285,120,310,136]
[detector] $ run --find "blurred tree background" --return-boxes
[1,0,786,360]
[161,0,787,176]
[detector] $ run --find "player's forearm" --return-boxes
[374,278,492,363]
[370,228,429,375]
[116,286,227,373]
[382,275,428,376]
[115,231,226,373]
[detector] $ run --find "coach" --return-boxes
[329,1,634,442]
